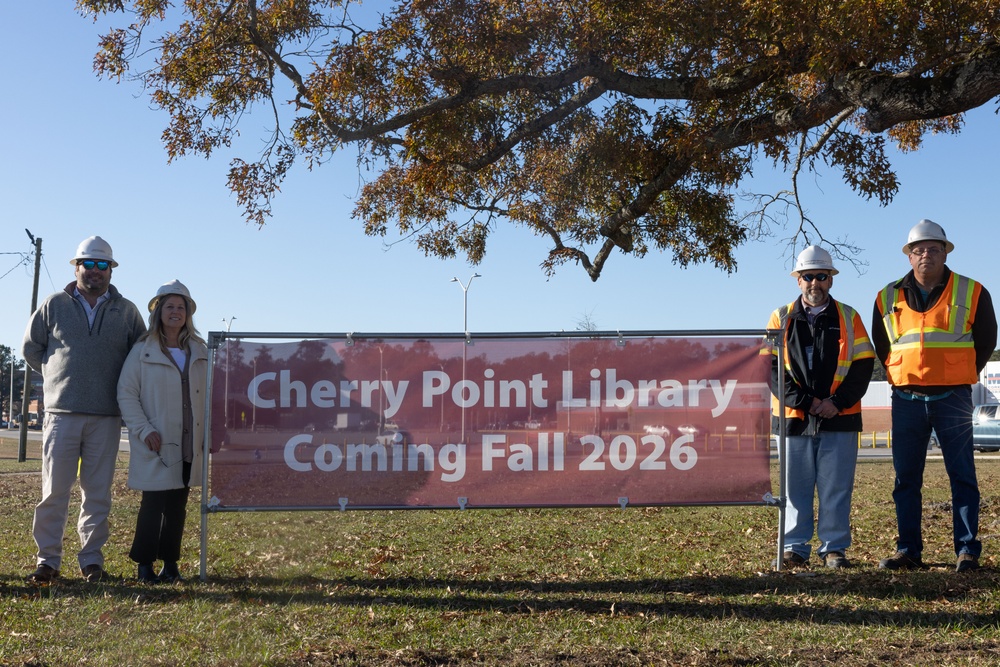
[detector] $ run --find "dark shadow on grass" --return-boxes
[4,569,1000,629]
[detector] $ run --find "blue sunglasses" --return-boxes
[78,260,111,271]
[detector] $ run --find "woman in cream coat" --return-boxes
[117,280,207,583]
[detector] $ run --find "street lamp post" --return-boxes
[439,363,446,433]
[451,273,481,443]
[451,273,482,335]
[8,358,14,429]
[222,316,237,429]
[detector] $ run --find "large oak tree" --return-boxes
[81,0,1000,280]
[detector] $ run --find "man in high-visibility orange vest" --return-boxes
[873,220,997,573]
[766,246,874,569]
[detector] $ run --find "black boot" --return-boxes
[158,561,183,583]
[137,563,158,584]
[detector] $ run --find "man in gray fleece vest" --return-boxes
[22,236,146,584]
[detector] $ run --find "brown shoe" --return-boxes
[81,564,111,582]
[26,564,60,584]
[956,553,980,573]
[823,552,852,569]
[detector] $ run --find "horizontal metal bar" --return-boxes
[207,329,771,348]
[204,500,777,513]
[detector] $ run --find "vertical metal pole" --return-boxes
[200,337,218,582]
[775,330,788,572]
[18,234,41,462]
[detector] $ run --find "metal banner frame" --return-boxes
[198,329,787,580]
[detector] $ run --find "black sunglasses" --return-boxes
[800,273,830,283]
[78,259,111,271]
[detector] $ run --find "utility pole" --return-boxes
[18,231,41,462]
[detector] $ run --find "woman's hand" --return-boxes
[144,431,162,453]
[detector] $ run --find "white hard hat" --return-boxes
[902,219,954,255]
[70,235,118,267]
[148,279,197,313]
[790,245,838,276]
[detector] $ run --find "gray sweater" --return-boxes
[23,282,146,416]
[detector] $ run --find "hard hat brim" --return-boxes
[791,269,839,277]
[902,240,955,255]
[791,268,839,277]
[148,280,196,313]
[148,294,197,314]
[70,255,119,268]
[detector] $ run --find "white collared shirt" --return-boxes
[73,287,111,328]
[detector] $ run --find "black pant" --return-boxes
[129,462,191,564]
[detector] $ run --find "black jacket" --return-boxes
[771,297,874,436]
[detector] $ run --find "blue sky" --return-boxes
[2,5,999,357]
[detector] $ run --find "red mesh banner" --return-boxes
[209,335,772,508]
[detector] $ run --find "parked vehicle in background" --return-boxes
[375,430,413,446]
[972,404,1000,452]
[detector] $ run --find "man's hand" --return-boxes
[809,398,840,420]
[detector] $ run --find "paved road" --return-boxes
[789,444,1000,460]
[4,427,130,451]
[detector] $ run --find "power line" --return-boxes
[0,252,31,281]
[39,253,55,294]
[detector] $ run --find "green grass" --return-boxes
[3,436,1000,665]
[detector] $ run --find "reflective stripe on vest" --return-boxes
[877,272,979,386]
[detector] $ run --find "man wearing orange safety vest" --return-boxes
[873,220,997,573]
[766,246,874,569]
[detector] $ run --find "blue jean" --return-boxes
[890,385,979,558]
[781,431,858,559]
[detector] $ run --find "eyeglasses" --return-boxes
[78,260,111,271]
[157,442,181,468]
[909,246,945,257]
[800,273,830,283]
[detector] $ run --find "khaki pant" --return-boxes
[33,413,122,572]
